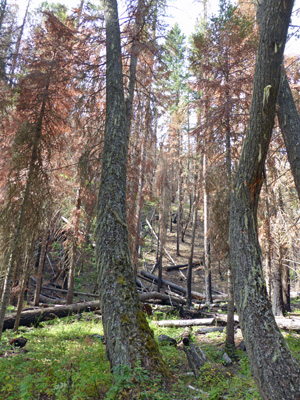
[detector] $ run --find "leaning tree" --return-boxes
[229,0,300,399]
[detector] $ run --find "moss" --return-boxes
[121,314,130,325]
[117,275,126,286]
[135,310,171,381]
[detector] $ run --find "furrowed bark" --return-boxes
[278,70,300,199]
[96,0,167,377]
[229,0,300,399]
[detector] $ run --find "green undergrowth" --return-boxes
[1,312,300,399]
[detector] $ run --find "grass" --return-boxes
[1,311,300,399]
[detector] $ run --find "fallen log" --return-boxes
[199,311,239,324]
[275,317,300,332]
[193,312,300,332]
[39,294,66,305]
[141,270,205,300]
[139,292,186,305]
[3,301,101,330]
[215,313,239,324]
[41,285,99,299]
[155,318,215,327]
[165,262,200,272]
[4,292,188,330]
[196,327,225,334]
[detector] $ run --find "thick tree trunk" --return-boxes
[277,70,300,198]
[229,1,300,399]
[96,0,167,376]
[224,57,235,351]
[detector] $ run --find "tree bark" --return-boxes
[187,196,198,307]
[277,70,300,198]
[272,245,284,316]
[203,145,212,304]
[66,189,81,305]
[229,1,300,399]
[224,49,235,352]
[34,228,48,306]
[96,0,167,376]
[13,244,33,331]
[282,260,291,313]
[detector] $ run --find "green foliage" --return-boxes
[105,363,169,400]
[2,314,300,399]
[39,2,68,20]
[0,315,111,399]
[157,22,189,111]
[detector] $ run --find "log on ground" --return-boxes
[3,301,101,330]
[196,327,225,334]
[275,317,300,332]
[141,270,204,299]
[139,291,186,305]
[165,262,200,272]
[155,318,215,327]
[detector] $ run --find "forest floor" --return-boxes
[1,305,300,399]
[2,213,300,399]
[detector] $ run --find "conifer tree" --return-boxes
[96,0,168,376]
[229,0,300,397]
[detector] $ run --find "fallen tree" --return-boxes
[139,292,186,305]
[141,270,204,299]
[3,292,186,330]
[165,262,200,272]
[3,301,101,330]
[155,318,215,327]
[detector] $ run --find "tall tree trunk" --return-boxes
[9,0,31,85]
[263,174,272,299]
[224,49,235,352]
[34,228,48,306]
[177,129,182,255]
[203,144,212,304]
[277,70,300,199]
[13,242,33,331]
[66,189,81,305]
[96,0,167,376]
[282,258,291,313]
[187,195,198,308]
[230,0,300,397]
[272,245,284,316]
